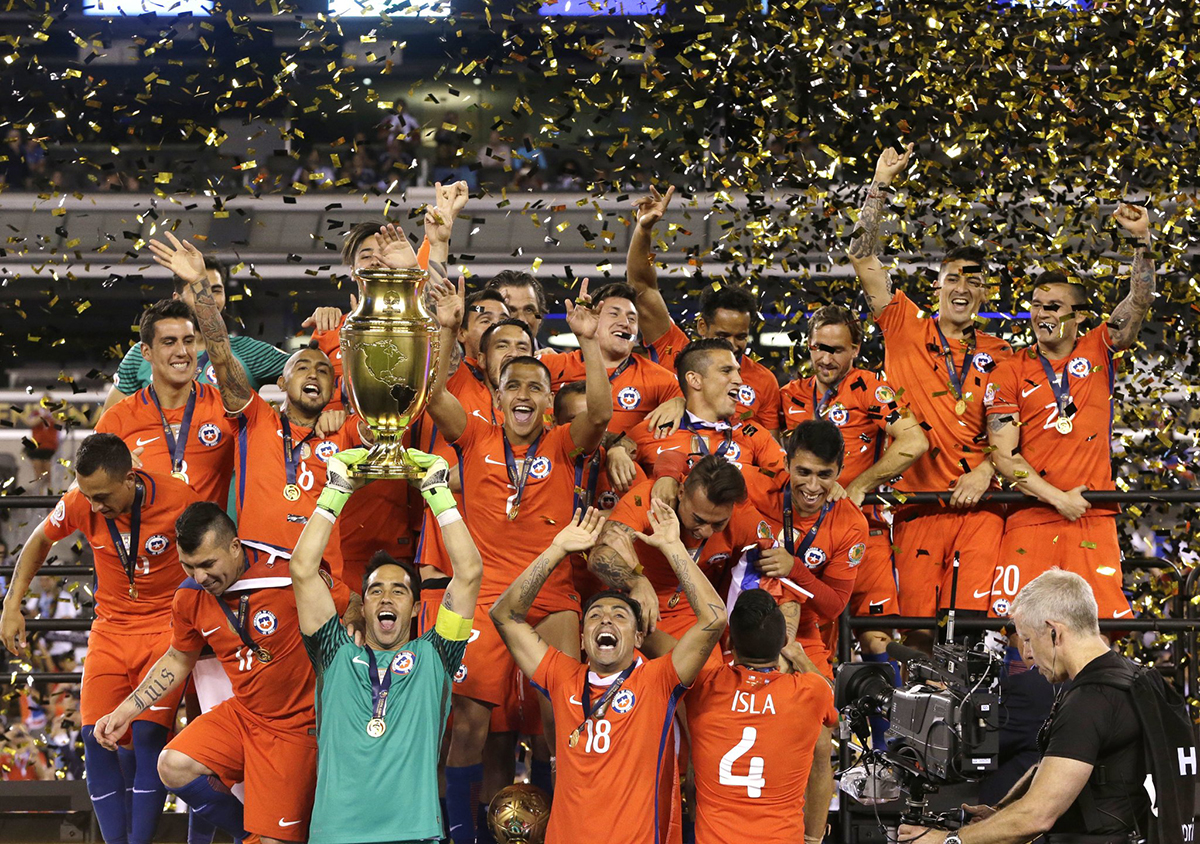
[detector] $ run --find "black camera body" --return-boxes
[887,682,999,781]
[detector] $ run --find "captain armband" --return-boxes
[435,605,474,642]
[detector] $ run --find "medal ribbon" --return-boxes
[147,385,197,475]
[606,355,635,383]
[196,351,211,383]
[934,323,975,401]
[681,416,733,458]
[571,662,637,742]
[214,593,265,656]
[811,382,838,418]
[782,485,832,559]
[1037,354,1073,420]
[365,647,394,723]
[280,416,318,488]
[104,479,144,596]
[502,430,543,517]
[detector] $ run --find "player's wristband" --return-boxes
[653,449,688,483]
[436,508,462,527]
[435,605,473,642]
[316,485,350,518]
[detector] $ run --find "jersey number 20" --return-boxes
[719,727,765,798]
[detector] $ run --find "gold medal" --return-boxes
[1055,416,1073,435]
[508,504,519,521]
[128,585,138,600]
[667,591,680,609]
[255,647,273,664]
[283,484,301,501]
[954,399,967,416]
[171,471,189,483]
[366,718,386,738]
[567,728,580,748]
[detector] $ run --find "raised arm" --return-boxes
[425,275,469,443]
[93,645,199,750]
[424,180,470,270]
[0,523,54,655]
[847,143,913,319]
[844,408,929,506]
[491,509,605,678]
[588,520,662,634]
[631,500,727,686]
[148,232,253,413]
[627,186,676,343]
[410,450,482,622]
[1107,203,1155,352]
[987,412,1090,522]
[564,280,613,453]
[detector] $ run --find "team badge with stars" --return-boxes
[611,689,636,714]
[598,491,619,510]
[756,520,774,541]
[528,456,552,480]
[252,609,278,636]
[723,442,742,462]
[616,386,642,410]
[874,385,896,404]
[826,404,849,427]
[391,651,416,676]
[1067,357,1092,378]
[144,534,169,556]
[454,664,468,683]
[198,423,223,447]
[847,543,866,568]
[50,501,66,528]
[203,363,218,383]
[992,598,1011,617]
[737,384,757,405]
[803,547,828,569]
[315,441,339,462]
[972,352,995,371]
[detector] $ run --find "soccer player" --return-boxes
[685,588,837,844]
[92,498,355,844]
[539,282,683,437]
[627,186,781,436]
[97,300,236,506]
[485,269,548,347]
[0,433,200,844]
[426,276,611,844]
[290,447,481,843]
[588,455,766,648]
[490,501,728,844]
[985,203,1154,620]
[102,254,288,413]
[848,144,1012,618]
[618,338,787,504]
[779,305,928,651]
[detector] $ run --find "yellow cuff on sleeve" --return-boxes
[435,605,474,642]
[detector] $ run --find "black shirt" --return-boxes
[1041,651,1148,836]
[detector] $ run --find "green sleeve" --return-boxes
[112,346,149,395]
[230,336,290,389]
[302,613,353,672]
[420,629,469,678]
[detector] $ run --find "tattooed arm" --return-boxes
[847,144,913,319]
[1108,203,1155,352]
[987,411,1089,522]
[492,509,605,678]
[93,646,198,750]
[588,521,662,634]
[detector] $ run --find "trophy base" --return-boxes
[348,440,423,480]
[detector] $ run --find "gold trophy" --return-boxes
[339,267,440,479]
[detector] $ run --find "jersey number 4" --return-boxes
[719,727,765,798]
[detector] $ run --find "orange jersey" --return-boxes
[625,413,787,506]
[540,350,683,437]
[451,415,591,604]
[756,494,868,640]
[876,290,1012,491]
[42,471,200,634]
[686,661,837,843]
[606,481,769,631]
[171,541,349,732]
[647,320,782,432]
[779,369,908,486]
[232,392,363,580]
[533,649,687,844]
[29,408,58,450]
[986,325,1118,528]
[96,384,236,505]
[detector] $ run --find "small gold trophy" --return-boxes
[339,267,440,479]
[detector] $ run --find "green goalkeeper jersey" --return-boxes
[303,608,468,844]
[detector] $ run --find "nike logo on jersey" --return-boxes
[483,455,507,466]
[656,446,681,454]
[1021,384,1042,398]
[972,588,993,599]
[471,410,489,421]
[279,819,302,827]
[787,407,803,415]
[352,656,369,666]
[1112,608,1133,619]
[136,436,160,447]
[569,695,584,706]
[869,599,890,608]
[201,627,222,637]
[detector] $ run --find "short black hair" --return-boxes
[675,337,737,396]
[75,433,132,478]
[682,454,748,507]
[700,286,756,323]
[362,550,422,603]
[728,588,787,663]
[590,282,638,310]
[171,255,229,296]
[784,419,845,469]
[485,270,547,316]
[342,220,387,266]
[480,318,536,358]
[175,502,237,555]
[1032,270,1089,308]
[583,589,645,633]
[553,380,587,422]
[498,355,552,386]
[139,299,197,347]
[941,245,988,272]
[463,289,509,330]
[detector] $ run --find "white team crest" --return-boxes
[252,609,278,635]
[972,352,994,371]
[1067,357,1091,378]
[391,651,416,676]
[737,384,757,405]
[528,456,552,480]
[992,598,1011,617]
[203,363,218,384]
[454,664,468,683]
[314,441,339,462]
[723,442,742,462]
[144,534,169,556]
[611,689,636,714]
[598,491,619,510]
[50,501,66,527]
[616,387,642,410]
[826,404,849,427]
[704,552,731,569]
[803,547,827,569]
[198,423,222,447]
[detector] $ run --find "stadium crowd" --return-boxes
[0,146,1157,844]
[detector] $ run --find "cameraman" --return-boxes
[899,569,1148,844]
